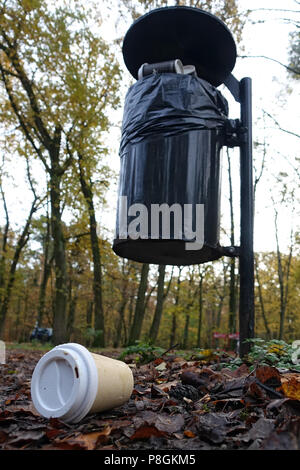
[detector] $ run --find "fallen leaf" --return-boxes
[130,425,167,440]
[46,428,64,440]
[196,412,229,444]
[262,431,298,450]
[55,427,112,450]
[212,398,244,411]
[173,357,185,363]
[181,371,208,388]
[48,417,67,429]
[9,430,45,447]
[110,419,132,431]
[132,384,151,396]
[153,358,164,366]
[248,417,275,441]
[280,373,300,384]
[150,384,168,397]
[0,430,8,443]
[281,376,300,400]
[245,381,266,400]
[231,364,249,377]
[255,366,282,389]
[155,380,178,392]
[184,430,196,438]
[155,413,184,434]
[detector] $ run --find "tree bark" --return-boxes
[182,314,190,350]
[128,263,149,345]
[66,279,77,341]
[37,209,52,327]
[0,197,37,336]
[181,267,196,349]
[149,264,166,343]
[254,255,271,339]
[169,267,182,348]
[78,153,105,347]
[50,166,68,345]
[196,268,204,348]
[274,208,293,340]
[0,182,9,299]
[114,297,127,348]
[86,301,93,329]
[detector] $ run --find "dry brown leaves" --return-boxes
[1,349,300,450]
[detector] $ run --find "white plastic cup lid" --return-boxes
[31,343,98,423]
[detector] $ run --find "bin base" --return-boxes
[113,239,223,266]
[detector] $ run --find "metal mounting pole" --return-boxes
[239,77,254,356]
[224,74,255,357]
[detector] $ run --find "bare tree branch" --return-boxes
[248,8,300,13]
[0,64,51,172]
[238,55,300,76]
[0,32,52,147]
[263,109,300,139]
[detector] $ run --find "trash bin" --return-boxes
[113,72,229,265]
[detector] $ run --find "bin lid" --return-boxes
[122,6,237,87]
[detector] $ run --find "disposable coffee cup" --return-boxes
[31,343,134,423]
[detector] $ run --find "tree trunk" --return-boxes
[183,314,190,350]
[128,292,135,333]
[37,211,52,327]
[50,168,68,345]
[274,208,293,340]
[216,294,225,329]
[14,296,22,342]
[196,271,204,348]
[128,263,149,345]
[0,183,9,300]
[149,264,166,343]
[86,301,93,329]
[255,255,271,339]
[90,210,105,348]
[0,197,37,336]
[78,154,105,347]
[19,288,29,343]
[114,297,127,348]
[181,267,196,349]
[170,313,177,349]
[169,268,182,348]
[205,310,214,348]
[67,282,77,342]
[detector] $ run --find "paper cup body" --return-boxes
[89,352,134,413]
[31,343,133,423]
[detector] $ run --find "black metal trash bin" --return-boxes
[113,72,229,265]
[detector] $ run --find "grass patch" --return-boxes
[6,341,53,352]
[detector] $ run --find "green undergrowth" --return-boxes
[216,338,300,372]
[118,341,165,364]
[5,338,300,372]
[118,338,300,372]
[245,338,300,371]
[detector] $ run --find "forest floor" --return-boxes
[0,345,300,451]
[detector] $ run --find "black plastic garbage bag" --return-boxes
[114,73,229,265]
[120,73,228,154]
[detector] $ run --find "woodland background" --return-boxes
[0,0,299,350]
